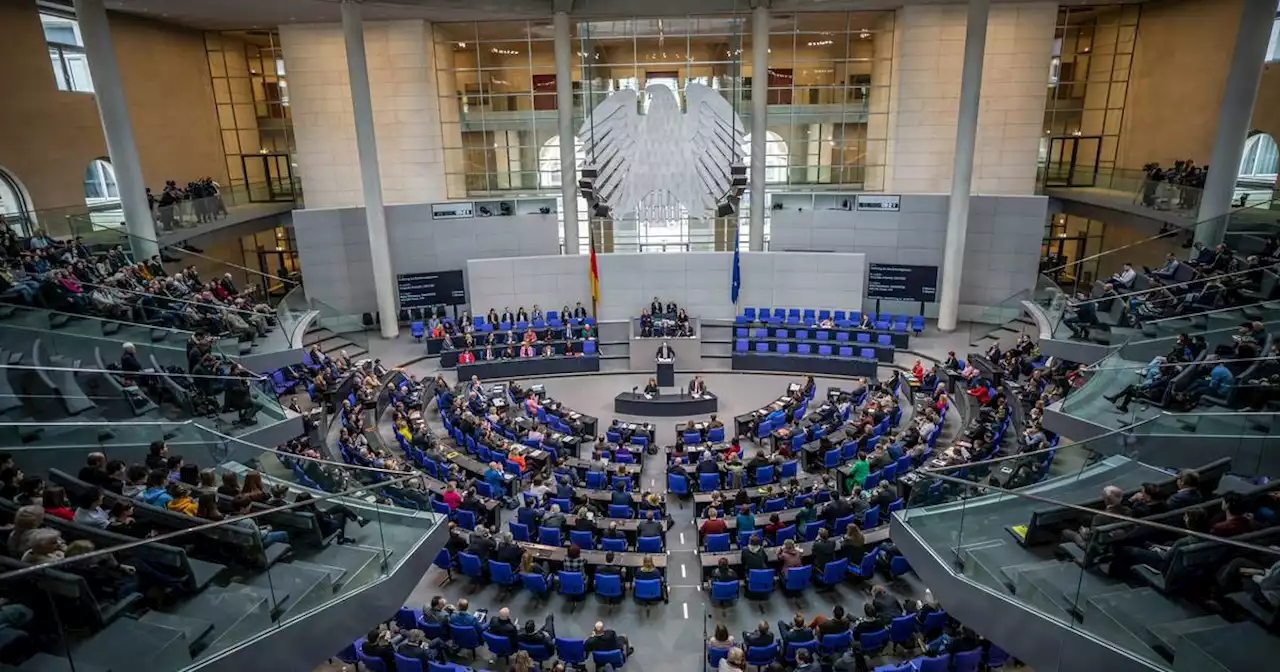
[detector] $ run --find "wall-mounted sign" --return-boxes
[856,195,901,212]
[867,263,938,302]
[431,202,474,220]
[396,270,467,307]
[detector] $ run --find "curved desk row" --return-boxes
[738,339,893,363]
[614,392,719,417]
[426,325,594,356]
[439,339,595,367]
[732,352,879,377]
[457,354,600,381]
[735,326,909,348]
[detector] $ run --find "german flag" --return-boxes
[588,224,600,318]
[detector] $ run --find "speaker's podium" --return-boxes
[655,345,676,387]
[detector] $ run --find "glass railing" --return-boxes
[901,443,1280,671]
[309,297,370,356]
[0,422,442,671]
[275,285,311,349]
[6,179,300,245]
[1133,411,1280,475]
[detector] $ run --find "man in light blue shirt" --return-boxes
[1184,356,1234,401]
[1149,253,1182,282]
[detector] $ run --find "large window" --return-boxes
[83,159,118,205]
[1240,133,1279,180]
[41,12,93,93]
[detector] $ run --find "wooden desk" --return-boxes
[561,455,644,477]
[456,529,665,569]
[693,472,826,506]
[696,525,891,574]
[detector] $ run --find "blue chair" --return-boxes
[921,609,949,637]
[708,427,725,443]
[596,573,624,602]
[777,343,791,354]
[794,330,808,340]
[683,430,702,445]
[522,571,551,597]
[783,565,812,594]
[708,646,732,669]
[555,637,588,668]
[836,331,850,342]
[668,473,690,496]
[538,526,562,546]
[889,615,917,649]
[856,332,871,343]
[816,558,848,588]
[631,435,649,450]
[802,309,816,324]
[611,475,632,491]
[608,504,634,519]
[877,334,892,346]
[395,607,420,631]
[849,552,877,581]
[736,528,754,548]
[558,571,586,599]
[756,420,773,442]
[394,653,425,672]
[774,524,796,545]
[746,643,778,669]
[986,645,1011,669]
[489,560,519,588]
[912,315,926,334]
[818,344,833,356]
[742,307,757,321]
[753,327,768,339]
[356,642,388,671]
[755,341,769,352]
[634,578,664,604]
[519,642,553,666]
[888,498,904,514]
[764,497,787,512]
[458,552,484,580]
[862,507,881,530]
[549,497,572,512]
[804,524,822,542]
[784,640,817,664]
[711,580,739,605]
[835,514,856,533]
[797,343,811,354]
[452,625,482,657]
[882,463,897,482]
[817,330,830,341]
[864,471,882,490]
[454,509,476,530]
[638,535,662,553]
[433,548,452,576]
[600,537,627,552]
[838,346,852,357]
[859,628,889,656]
[755,465,775,485]
[699,472,721,491]
[569,529,595,550]
[888,554,912,578]
[860,348,876,359]
[821,630,853,654]
[780,460,798,480]
[410,321,425,341]
[705,533,730,552]
[509,521,530,542]
[915,655,950,672]
[592,649,626,669]
[585,471,606,489]
[824,448,843,469]
[953,649,983,672]
[483,630,516,659]
[747,569,775,597]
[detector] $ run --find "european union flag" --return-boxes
[731,232,741,305]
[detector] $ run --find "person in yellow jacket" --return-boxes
[165,483,198,515]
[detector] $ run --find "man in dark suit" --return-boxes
[396,629,433,664]
[817,606,852,637]
[464,526,496,562]
[585,620,633,655]
[810,528,837,572]
[742,535,770,571]
[517,616,556,649]
[637,509,664,538]
[596,552,627,582]
[742,621,775,649]
[120,343,143,374]
[650,297,664,315]
[487,607,519,648]
[870,584,905,620]
[778,614,815,643]
[610,481,633,507]
[656,342,675,360]
[573,302,588,319]
[688,376,708,396]
[500,307,515,324]
[360,629,398,672]
[494,533,524,567]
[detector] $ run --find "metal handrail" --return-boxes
[1142,300,1278,326]
[0,363,271,384]
[1065,261,1280,309]
[917,416,1161,475]
[0,302,196,337]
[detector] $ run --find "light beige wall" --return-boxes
[1117,0,1243,168]
[1251,64,1280,141]
[0,0,226,214]
[280,20,448,209]
[884,1,1056,195]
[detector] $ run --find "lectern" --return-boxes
[656,356,675,387]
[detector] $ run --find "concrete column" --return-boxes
[749,4,769,252]
[937,0,990,332]
[73,0,158,259]
[555,12,580,255]
[341,0,398,338]
[1194,0,1276,248]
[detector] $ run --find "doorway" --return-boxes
[1044,136,1102,187]
[255,249,299,298]
[241,153,296,202]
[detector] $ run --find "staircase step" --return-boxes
[169,585,272,660]
[290,558,348,591]
[71,618,190,671]
[188,557,228,590]
[1019,562,1127,617]
[4,652,112,672]
[137,611,215,654]
[302,543,382,591]
[1082,588,1189,661]
[1148,615,1230,659]
[243,561,332,616]
[1177,621,1280,672]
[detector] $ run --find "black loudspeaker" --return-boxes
[716,201,736,218]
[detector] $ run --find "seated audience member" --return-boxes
[1109,262,1138,289]
[1062,485,1129,548]
[777,613,814,643]
[742,621,775,649]
[1211,493,1256,537]
[585,620,634,656]
[72,487,109,529]
[396,630,432,664]
[361,628,398,672]
[41,486,74,521]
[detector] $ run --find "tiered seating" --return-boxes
[737,307,925,335]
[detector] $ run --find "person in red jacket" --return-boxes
[441,481,463,510]
[699,507,728,543]
[458,349,476,365]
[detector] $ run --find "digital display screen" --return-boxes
[867,263,938,302]
[396,270,467,308]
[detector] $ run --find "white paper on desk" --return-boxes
[644,394,654,399]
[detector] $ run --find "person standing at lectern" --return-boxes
[644,379,660,396]
[689,376,707,396]
[656,342,675,360]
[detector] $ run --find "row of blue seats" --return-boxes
[724,633,1003,672]
[346,605,627,671]
[738,328,898,345]
[735,340,881,358]
[738,308,925,330]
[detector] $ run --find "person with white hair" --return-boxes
[543,503,567,530]
[21,528,66,565]
[1062,485,1130,549]
[120,342,142,374]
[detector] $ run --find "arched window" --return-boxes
[83,158,119,205]
[538,135,585,189]
[1239,133,1279,180]
[0,167,35,234]
[742,131,789,184]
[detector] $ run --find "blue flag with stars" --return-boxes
[731,231,741,305]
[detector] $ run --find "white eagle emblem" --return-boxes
[579,82,746,217]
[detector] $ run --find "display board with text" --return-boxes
[396,270,467,308]
[867,263,938,302]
